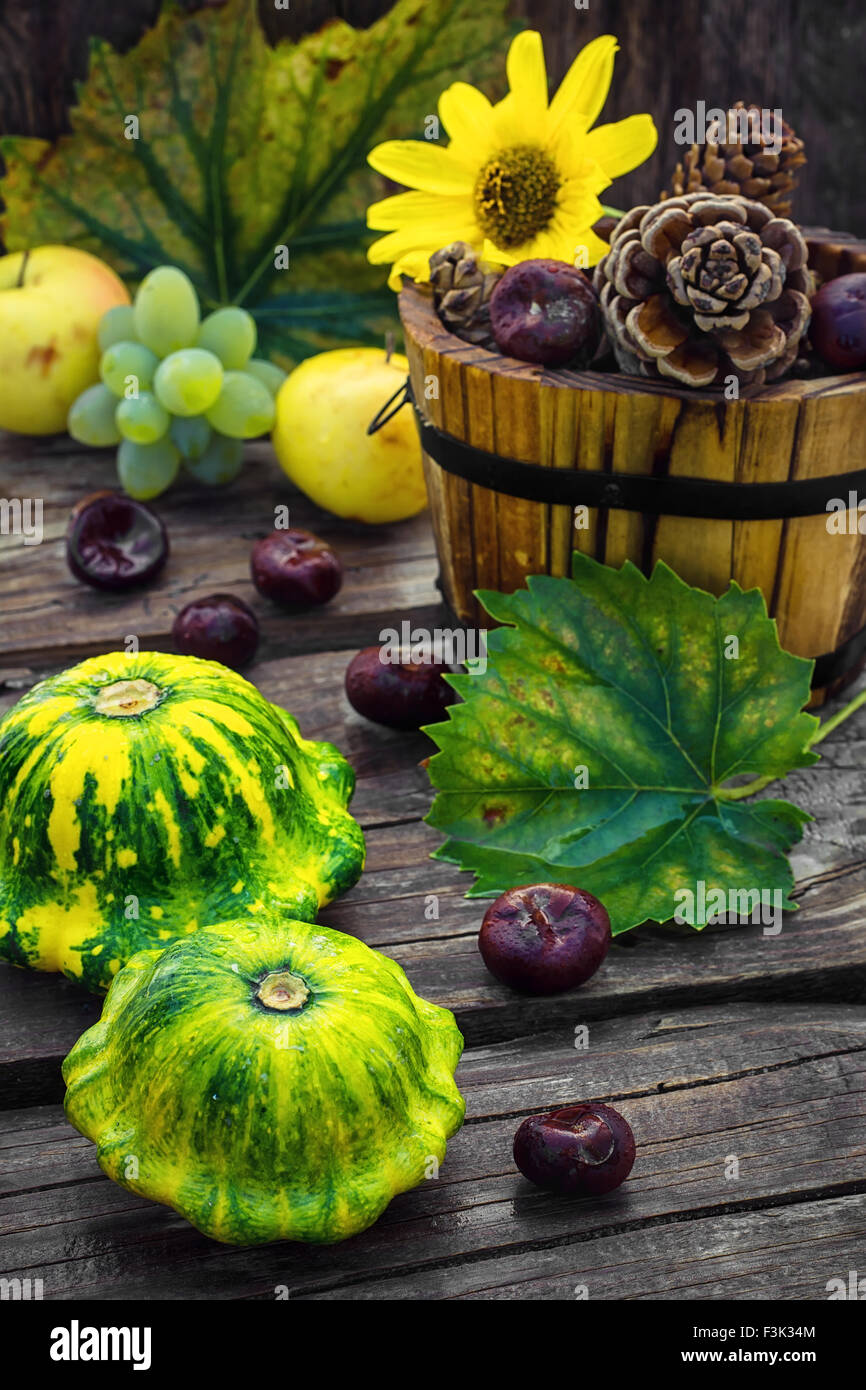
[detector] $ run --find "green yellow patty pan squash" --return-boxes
[0,651,364,991]
[62,917,465,1244]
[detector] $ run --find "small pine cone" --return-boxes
[429,242,503,349]
[592,192,813,389]
[661,103,806,217]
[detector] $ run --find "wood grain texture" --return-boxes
[303,1195,866,1300]
[0,439,443,667]
[2,1003,863,1299]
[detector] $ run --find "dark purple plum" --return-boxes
[345,645,456,730]
[66,491,168,591]
[251,529,343,608]
[172,593,259,670]
[513,1102,636,1197]
[490,259,599,367]
[479,883,611,994]
[810,273,866,371]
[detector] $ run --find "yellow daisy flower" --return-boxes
[366,31,658,290]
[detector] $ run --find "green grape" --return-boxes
[170,415,212,461]
[196,307,257,369]
[68,384,122,447]
[117,438,181,500]
[205,371,276,438]
[184,432,244,486]
[244,358,287,397]
[98,304,137,352]
[133,265,200,358]
[154,348,223,417]
[100,341,159,398]
[115,391,170,445]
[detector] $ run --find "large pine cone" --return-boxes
[662,103,806,217]
[429,242,503,349]
[592,193,812,388]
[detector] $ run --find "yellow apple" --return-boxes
[272,348,427,524]
[0,246,130,434]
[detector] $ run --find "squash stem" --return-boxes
[93,679,161,717]
[256,970,310,1012]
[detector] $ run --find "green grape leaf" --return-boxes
[0,0,514,359]
[425,556,820,935]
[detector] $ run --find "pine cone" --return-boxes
[429,242,503,349]
[662,103,806,217]
[592,193,812,388]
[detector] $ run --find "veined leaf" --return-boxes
[0,0,514,358]
[425,556,820,935]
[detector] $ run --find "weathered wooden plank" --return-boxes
[1,1004,863,1299]
[301,1194,866,1300]
[4,829,866,1102]
[0,439,442,665]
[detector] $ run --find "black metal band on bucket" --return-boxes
[409,389,866,521]
[368,377,866,686]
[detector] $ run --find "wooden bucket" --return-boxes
[399,231,866,704]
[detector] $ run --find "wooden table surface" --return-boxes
[1,436,865,1302]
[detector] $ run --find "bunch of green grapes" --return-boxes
[67,267,286,500]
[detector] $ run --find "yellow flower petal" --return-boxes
[553,136,612,193]
[368,208,480,291]
[438,82,497,166]
[583,114,658,180]
[368,225,474,266]
[555,184,605,229]
[367,189,476,232]
[548,34,619,137]
[385,250,442,292]
[369,233,436,291]
[367,140,474,194]
[480,237,523,268]
[555,221,610,268]
[491,91,546,149]
[506,30,549,110]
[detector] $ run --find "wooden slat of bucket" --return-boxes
[730,395,799,601]
[548,383,579,576]
[772,382,866,661]
[604,391,681,571]
[409,347,455,617]
[463,362,501,621]
[491,367,549,597]
[652,401,745,593]
[433,349,477,624]
[569,384,610,564]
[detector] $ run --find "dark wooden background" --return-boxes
[0,0,863,236]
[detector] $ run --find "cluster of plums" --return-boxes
[65,493,633,1201]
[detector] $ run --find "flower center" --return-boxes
[473,145,560,248]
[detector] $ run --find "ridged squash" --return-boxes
[0,651,365,991]
[63,917,465,1244]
